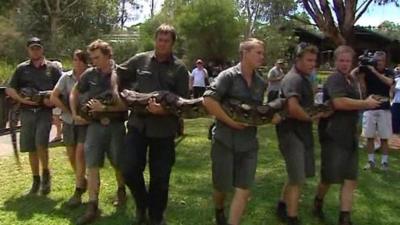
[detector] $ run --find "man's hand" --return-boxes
[228,121,249,130]
[310,112,326,122]
[73,114,89,125]
[367,66,379,75]
[365,95,381,109]
[42,98,53,107]
[146,98,167,115]
[271,113,282,125]
[87,99,105,112]
[21,97,38,106]
[350,67,360,76]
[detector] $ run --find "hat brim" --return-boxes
[28,43,43,48]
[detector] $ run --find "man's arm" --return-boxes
[50,87,70,113]
[203,96,247,130]
[69,84,80,117]
[332,96,380,111]
[286,96,312,122]
[368,66,393,86]
[5,87,38,106]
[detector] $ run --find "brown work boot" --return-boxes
[26,175,40,195]
[40,169,51,195]
[76,201,100,225]
[66,187,85,208]
[112,186,127,207]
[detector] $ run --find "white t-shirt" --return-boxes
[191,67,208,87]
[393,77,400,103]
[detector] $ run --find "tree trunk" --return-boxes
[150,0,155,18]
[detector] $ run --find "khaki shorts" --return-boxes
[277,130,315,185]
[84,121,126,168]
[19,108,52,152]
[211,139,258,192]
[362,110,392,139]
[62,123,87,146]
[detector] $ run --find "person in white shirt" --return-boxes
[190,59,209,98]
[267,59,285,102]
[391,72,400,137]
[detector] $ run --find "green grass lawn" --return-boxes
[0,118,399,225]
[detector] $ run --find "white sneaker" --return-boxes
[381,162,389,171]
[363,161,376,170]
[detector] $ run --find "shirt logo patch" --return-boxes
[166,70,173,77]
[45,68,52,77]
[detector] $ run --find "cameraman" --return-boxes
[352,51,394,171]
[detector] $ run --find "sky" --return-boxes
[128,1,400,27]
[356,2,400,26]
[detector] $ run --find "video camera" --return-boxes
[358,50,377,73]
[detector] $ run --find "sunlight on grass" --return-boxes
[0,118,399,225]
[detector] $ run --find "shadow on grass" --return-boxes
[2,194,63,221]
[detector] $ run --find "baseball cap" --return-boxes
[276,59,284,64]
[27,37,43,48]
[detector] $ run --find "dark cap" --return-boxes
[27,37,43,48]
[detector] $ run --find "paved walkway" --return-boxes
[0,125,60,157]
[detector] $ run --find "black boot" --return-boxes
[40,169,51,195]
[149,217,166,225]
[312,196,325,219]
[135,208,148,225]
[276,200,287,221]
[215,208,227,225]
[287,216,300,225]
[27,175,40,195]
[339,211,353,225]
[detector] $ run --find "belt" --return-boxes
[22,107,43,113]
[95,116,125,126]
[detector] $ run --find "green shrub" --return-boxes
[0,61,16,85]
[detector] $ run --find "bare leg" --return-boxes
[316,182,330,199]
[286,184,301,217]
[340,180,357,212]
[279,182,288,202]
[29,152,40,176]
[36,146,49,171]
[213,190,226,209]
[75,143,86,188]
[52,115,62,139]
[66,145,76,172]
[366,138,375,155]
[229,188,251,225]
[87,168,100,202]
[381,139,389,164]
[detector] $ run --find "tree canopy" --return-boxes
[300,0,399,46]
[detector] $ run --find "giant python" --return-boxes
[120,89,336,125]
